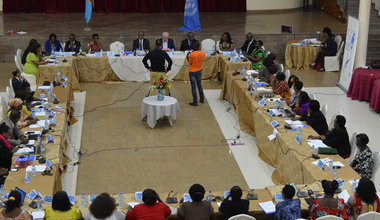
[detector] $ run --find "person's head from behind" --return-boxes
[28,39,37,47]
[189,183,205,202]
[268,65,278,75]
[275,72,286,82]
[89,193,116,219]
[12,69,21,78]
[334,115,346,130]
[356,133,369,149]
[31,43,42,55]
[162,32,169,41]
[356,178,377,205]
[293,81,303,93]
[321,180,339,196]
[69,34,76,42]
[49,33,57,43]
[4,190,22,214]
[0,122,11,139]
[263,53,276,68]
[18,81,31,99]
[9,109,21,124]
[92,33,99,42]
[308,100,320,115]
[155,39,163,49]
[142,189,158,205]
[323,27,332,37]
[8,98,23,111]
[229,186,242,201]
[299,91,310,105]
[221,32,232,43]
[282,185,296,200]
[188,32,194,41]
[245,32,253,41]
[255,40,263,49]
[52,191,72,211]
[138,31,145,40]
[192,40,200,51]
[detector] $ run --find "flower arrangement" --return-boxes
[151,74,172,90]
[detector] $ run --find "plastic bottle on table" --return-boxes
[240,66,245,78]
[0,184,5,199]
[31,165,36,177]
[119,192,124,206]
[40,144,45,156]
[37,197,42,211]
[81,193,86,206]
[207,190,213,203]
[329,160,333,173]
[352,179,357,192]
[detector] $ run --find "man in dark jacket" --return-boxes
[180,32,198,51]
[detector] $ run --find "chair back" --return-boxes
[0,97,7,120]
[316,215,343,220]
[21,73,37,92]
[14,55,24,73]
[110,41,125,55]
[357,211,380,220]
[335,35,342,51]
[62,42,66,52]
[6,86,14,100]
[337,41,345,60]
[346,132,358,164]
[16,49,23,61]
[9,78,14,94]
[321,104,328,116]
[285,69,291,82]
[201,39,216,52]
[228,214,256,220]
[372,152,380,181]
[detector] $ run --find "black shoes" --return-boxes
[189,102,198,106]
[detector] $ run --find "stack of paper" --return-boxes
[285,120,307,129]
[246,70,259,75]
[31,211,45,219]
[26,165,47,173]
[14,147,34,155]
[29,120,45,128]
[307,139,328,148]
[257,87,273,92]
[259,201,276,214]
[337,190,350,203]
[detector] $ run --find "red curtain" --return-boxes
[3,0,246,13]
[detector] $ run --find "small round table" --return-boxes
[140,96,180,129]
[285,40,322,70]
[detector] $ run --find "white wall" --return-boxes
[247,0,302,10]
[0,0,3,12]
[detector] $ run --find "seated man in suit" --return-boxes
[180,32,198,51]
[64,34,81,53]
[132,31,150,53]
[11,69,27,94]
[240,32,256,55]
[159,32,175,52]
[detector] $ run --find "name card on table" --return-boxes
[89,195,97,204]
[107,51,115,57]
[270,120,279,127]
[223,52,231,56]
[95,52,103,57]
[62,81,67,88]
[44,195,53,203]
[52,94,56,100]
[166,52,173,56]
[183,194,192,202]
[259,99,267,106]
[61,75,68,81]
[64,52,73,57]
[230,57,237,62]
[224,191,230,199]
[55,52,63,56]
[46,159,53,170]
[205,51,211,56]
[295,134,302,145]
[49,118,57,126]
[135,191,143,201]
[317,160,325,170]
[28,189,40,200]
[38,94,45,98]
[46,135,55,144]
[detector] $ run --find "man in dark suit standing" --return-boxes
[132,31,150,53]
[180,32,198,51]
[11,69,27,93]
[159,32,175,52]
[240,32,256,55]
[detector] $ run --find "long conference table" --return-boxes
[38,52,253,91]
[4,54,361,219]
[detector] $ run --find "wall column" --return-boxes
[354,0,371,68]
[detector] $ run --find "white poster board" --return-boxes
[338,16,360,92]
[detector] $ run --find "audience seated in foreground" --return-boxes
[45,191,82,220]
[219,185,249,220]
[309,180,347,219]
[0,123,17,177]
[275,184,301,220]
[300,100,329,135]
[85,192,125,220]
[308,115,351,159]
[127,188,171,220]
[346,178,380,220]
[350,134,374,179]
[273,72,291,99]
[178,183,214,220]
[0,190,31,219]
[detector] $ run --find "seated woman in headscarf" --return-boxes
[7,98,37,129]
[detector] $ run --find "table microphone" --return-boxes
[166,190,178,203]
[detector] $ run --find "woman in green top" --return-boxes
[24,43,49,77]
[246,40,266,70]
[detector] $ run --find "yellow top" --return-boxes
[24,52,40,77]
[44,206,82,220]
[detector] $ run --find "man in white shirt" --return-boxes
[159,32,175,52]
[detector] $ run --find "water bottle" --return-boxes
[25,173,30,184]
[121,46,124,56]
[44,120,49,130]
[48,104,52,112]
[299,130,303,144]
[240,66,245,78]
[40,144,45,156]
[45,109,49,120]
[0,185,5,199]
[254,83,258,96]
[55,57,59,65]
[333,168,338,180]
[81,193,86,206]
[31,165,37,177]
[282,109,286,120]
[50,81,53,90]
[42,100,46,109]
[311,146,316,156]
[207,190,212,203]
[239,49,242,56]
[100,48,103,54]
[37,197,42,211]
[329,160,333,173]
[119,192,124,206]
[79,47,82,54]
[352,179,357,192]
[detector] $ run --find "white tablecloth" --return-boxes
[141,96,180,128]
[108,54,186,82]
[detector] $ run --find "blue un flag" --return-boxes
[179,0,201,31]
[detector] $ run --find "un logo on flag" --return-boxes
[184,0,197,17]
